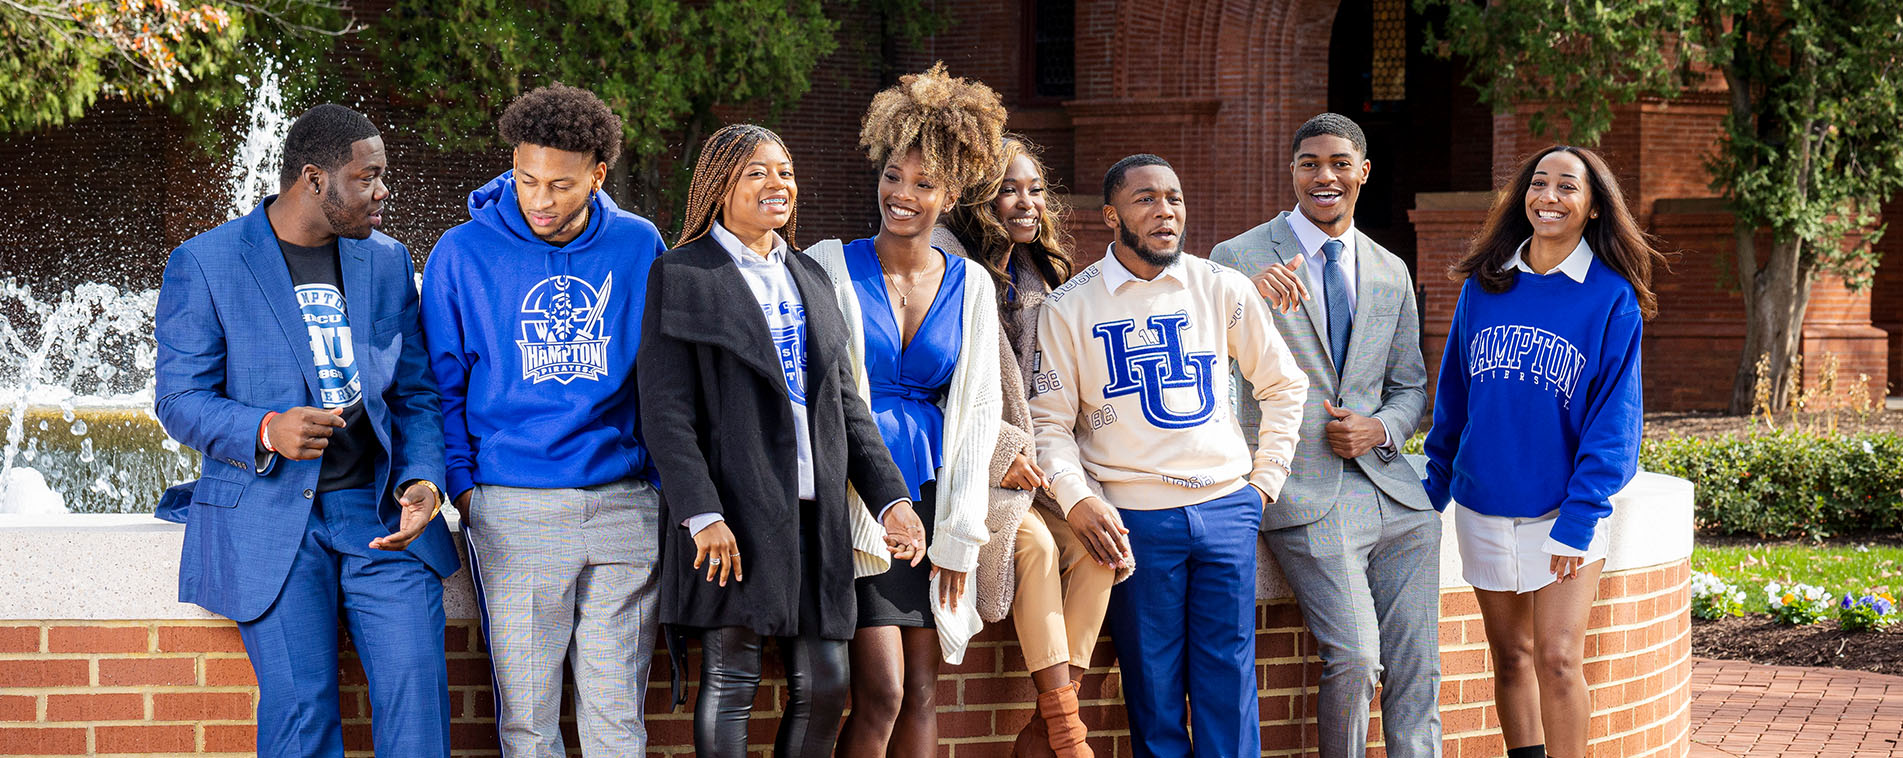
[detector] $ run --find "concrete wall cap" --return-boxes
[2,469,1692,619]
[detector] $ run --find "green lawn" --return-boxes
[1693,542,1903,597]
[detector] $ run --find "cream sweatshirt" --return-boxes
[1030,247,1307,514]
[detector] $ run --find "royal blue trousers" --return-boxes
[234,486,450,758]
[1107,486,1262,758]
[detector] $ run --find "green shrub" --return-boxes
[1640,431,1903,540]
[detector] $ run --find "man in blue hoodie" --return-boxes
[421,85,667,757]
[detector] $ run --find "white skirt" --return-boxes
[1455,505,1609,594]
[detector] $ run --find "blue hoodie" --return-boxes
[422,171,665,498]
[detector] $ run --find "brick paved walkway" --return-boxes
[1691,657,1903,757]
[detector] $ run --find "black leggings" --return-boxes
[695,625,850,758]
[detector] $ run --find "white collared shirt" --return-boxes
[1503,237,1594,283]
[1286,209,1360,322]
[1285,211,1398,455]
[687,222,813,535]
[1098,243,1188,294]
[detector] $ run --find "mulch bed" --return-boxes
[1617,412,1903,673]
[1693,615,1903,676]
[1646,409,1903,440]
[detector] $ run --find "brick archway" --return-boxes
[1065,0,1342,263]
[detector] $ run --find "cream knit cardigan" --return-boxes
[806,239,1001,665]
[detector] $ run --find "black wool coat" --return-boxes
[637,235,911,640]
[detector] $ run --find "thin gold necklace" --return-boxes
[879,254,933,307]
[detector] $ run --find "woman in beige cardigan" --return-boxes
[938,135,1127,758]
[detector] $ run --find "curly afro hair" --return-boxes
[498,84,624,166]
[858,62,1008,198]
[279,104,379,190]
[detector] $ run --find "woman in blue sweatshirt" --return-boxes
[1423,145,1667,758]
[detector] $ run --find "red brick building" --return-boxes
[2,0,1893,410]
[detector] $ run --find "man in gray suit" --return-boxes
[1210,112,1441,758]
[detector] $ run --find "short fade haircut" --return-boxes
[279,104,379,189]
[1291,112,1368,159]
[1102,153,1173,206]
[498,84,624,166]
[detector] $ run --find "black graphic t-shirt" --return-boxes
[278,238,381,492]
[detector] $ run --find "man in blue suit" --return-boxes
[154,104,458,758]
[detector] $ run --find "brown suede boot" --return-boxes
[1013,710,1053,758]
[1036,681,1093,758]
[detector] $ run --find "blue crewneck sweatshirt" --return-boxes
[421,171,665,498]
[1422,256,1645,552]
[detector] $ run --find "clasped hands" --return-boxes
[689,500,969,612]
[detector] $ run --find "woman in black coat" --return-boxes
[637,123,925,758]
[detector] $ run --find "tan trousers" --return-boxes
[1011,506,1117,672]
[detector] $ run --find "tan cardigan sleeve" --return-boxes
[991,328,1034,485]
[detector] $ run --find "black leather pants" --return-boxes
[695,625,850,758]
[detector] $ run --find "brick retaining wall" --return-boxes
[0,560,1689,758]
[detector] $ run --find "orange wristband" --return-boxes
[260,411,279,453]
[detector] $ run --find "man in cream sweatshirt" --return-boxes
[1029,153,1308,758]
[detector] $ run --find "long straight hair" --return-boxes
[675,124,796,249]
[1452,145,1667,318]
[945,135,1073,294]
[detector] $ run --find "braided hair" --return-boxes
[676,124,796,249]
[858,62,1008,197]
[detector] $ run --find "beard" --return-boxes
[533,203,590,242]
[321,185,373,240]
[1118,219,1183,269]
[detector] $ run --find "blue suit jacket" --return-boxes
[154,198,458,623]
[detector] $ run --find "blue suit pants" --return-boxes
[235,487,450,758]
[1108,487,1262,758]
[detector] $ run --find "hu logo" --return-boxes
[1094,314,1218,429]
[295,283,361,408]
[517,274,614,384]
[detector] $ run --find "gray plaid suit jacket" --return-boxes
[1210,211,1430,530]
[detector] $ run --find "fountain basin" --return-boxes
[0,406,194,514]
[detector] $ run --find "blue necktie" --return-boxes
[1322,239,1353,375]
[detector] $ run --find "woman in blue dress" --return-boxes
[810,63,1006,756]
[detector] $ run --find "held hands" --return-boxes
[267,406,345,461]
[1322,400,1386,459]
[370,481,438,552]
[1000,452,1048,491]
[1550,554,1585,583]
[1066,496,1133,570]
[882,501,928,567]
[1251,255,1308,313]
[693,521,743,586]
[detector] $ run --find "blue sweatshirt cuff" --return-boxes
[447,466,475,502]
[1423,477,1451,512]
[1548,509,1600,552]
